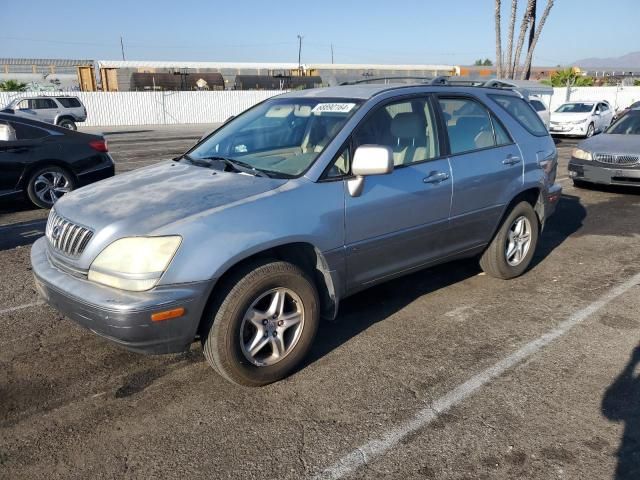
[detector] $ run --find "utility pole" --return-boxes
[331,43,334,64]
[297,35,303,71]
[524,0,537,79]
[120,36,126,61]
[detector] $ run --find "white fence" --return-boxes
[1,87,640,127]
[551,86,640,111]
[0,90,285,127]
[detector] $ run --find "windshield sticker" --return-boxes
[311,103,356,114]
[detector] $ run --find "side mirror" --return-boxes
[348,144,394,197]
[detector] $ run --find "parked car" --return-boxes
[31,83,561,386]
[529,97,550,127]
[2,96,87,130]
[569,109,640,188]
[0,113,114,208]
[616,100,640,120]
[549,101,614,138]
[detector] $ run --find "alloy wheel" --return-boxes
[505,216,532,266]
[239,288,305,366]
[33,170,72,206]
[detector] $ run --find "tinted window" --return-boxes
[34,98,57,109]
[56,97,82,108]
[600,103,609,112]
[491,94,548,136]
[11,122,49,140]
[353,97,439,166]
[439,97,496,154]
[607,112,640,135]
[530,100,546,112]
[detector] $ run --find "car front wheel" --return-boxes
[585,123,595,138]
[479,201,539,280]
[202,260,319,387]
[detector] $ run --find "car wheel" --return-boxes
[479,201,539,280]
[26,165,75,209]
[202,260,320,387]
[585,123,595,138]
[58,119,77,130]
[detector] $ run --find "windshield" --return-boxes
[555,103,594,113]
[188,97,362,177]
[606,112,640,135]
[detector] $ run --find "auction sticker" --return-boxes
[312,103,356,114]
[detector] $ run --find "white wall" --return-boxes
[0,90,285,127]
[551,86,640,111]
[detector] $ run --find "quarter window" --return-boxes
[438,97,496,154]
[352,97,439,166]
[10,122,49,140]
[491,94,547,136]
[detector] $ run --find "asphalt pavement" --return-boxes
[1,128,640,480]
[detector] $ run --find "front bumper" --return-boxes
[31,237,213,354]
[549,123,589,136]
[568,158,640,187]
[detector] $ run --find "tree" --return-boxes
[0,80,27,92]
[634,79,640,87]
[545,68,594,87]
[474,58,494,66]
[494,0,555,79]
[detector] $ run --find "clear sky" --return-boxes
[2,0,638,66]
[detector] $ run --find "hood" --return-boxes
[578,134,640,155]
[550,111,591,122]
[54,161,288,235]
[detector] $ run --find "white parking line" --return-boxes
[0,301,44,315]
[314,271,640,480]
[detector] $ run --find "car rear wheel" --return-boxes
[202,260,319,387]
[58,119,77,130]
[479,201,539,280]
[26,166,75,209]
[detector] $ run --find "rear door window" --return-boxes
[438,97,497,154]
[34,98,58,109]
[490,94,548,136]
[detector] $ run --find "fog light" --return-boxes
[151,307,185,322]
[569,170,577,178]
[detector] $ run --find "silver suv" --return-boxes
[3,96,87,130]
[31,82,561,386]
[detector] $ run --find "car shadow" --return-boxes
[529,193,587,269]
[602,344,640,479]
[307,194,585,367]
[575,182,640,196]
[0,217,46,251]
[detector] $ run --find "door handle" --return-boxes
[423,171,450,184]
[502,155,521,166]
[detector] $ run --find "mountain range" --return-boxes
[573,51,640,69]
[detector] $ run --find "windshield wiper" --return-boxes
[180,154,270,177]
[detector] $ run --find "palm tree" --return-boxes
[520,0,555,79]
[504,0,518,79]
[510,0,536,78]
[0,80,27,92]
[495,0,502,78]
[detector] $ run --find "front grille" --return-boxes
[595,153,640,166]
[45,210,94,257]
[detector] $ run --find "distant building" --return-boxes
[459,65,560,80]
[0,58,95,91]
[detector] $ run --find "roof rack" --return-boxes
[339,76,435,86]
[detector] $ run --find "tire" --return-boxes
[202,260,320,387]
[58,118,77,130]
[585,123,595,138]
[26,165,75,209]
[479,201,539,280]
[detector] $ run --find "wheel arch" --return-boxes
[493,186,542,238]
[55,115,75,126]
[199,241,339,334]
[19,160,78,189]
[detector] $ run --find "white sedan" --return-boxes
[549,101,614,138]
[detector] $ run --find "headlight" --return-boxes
[88,236,181,291]
[572,148,593,161]
[571,118,588,124]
